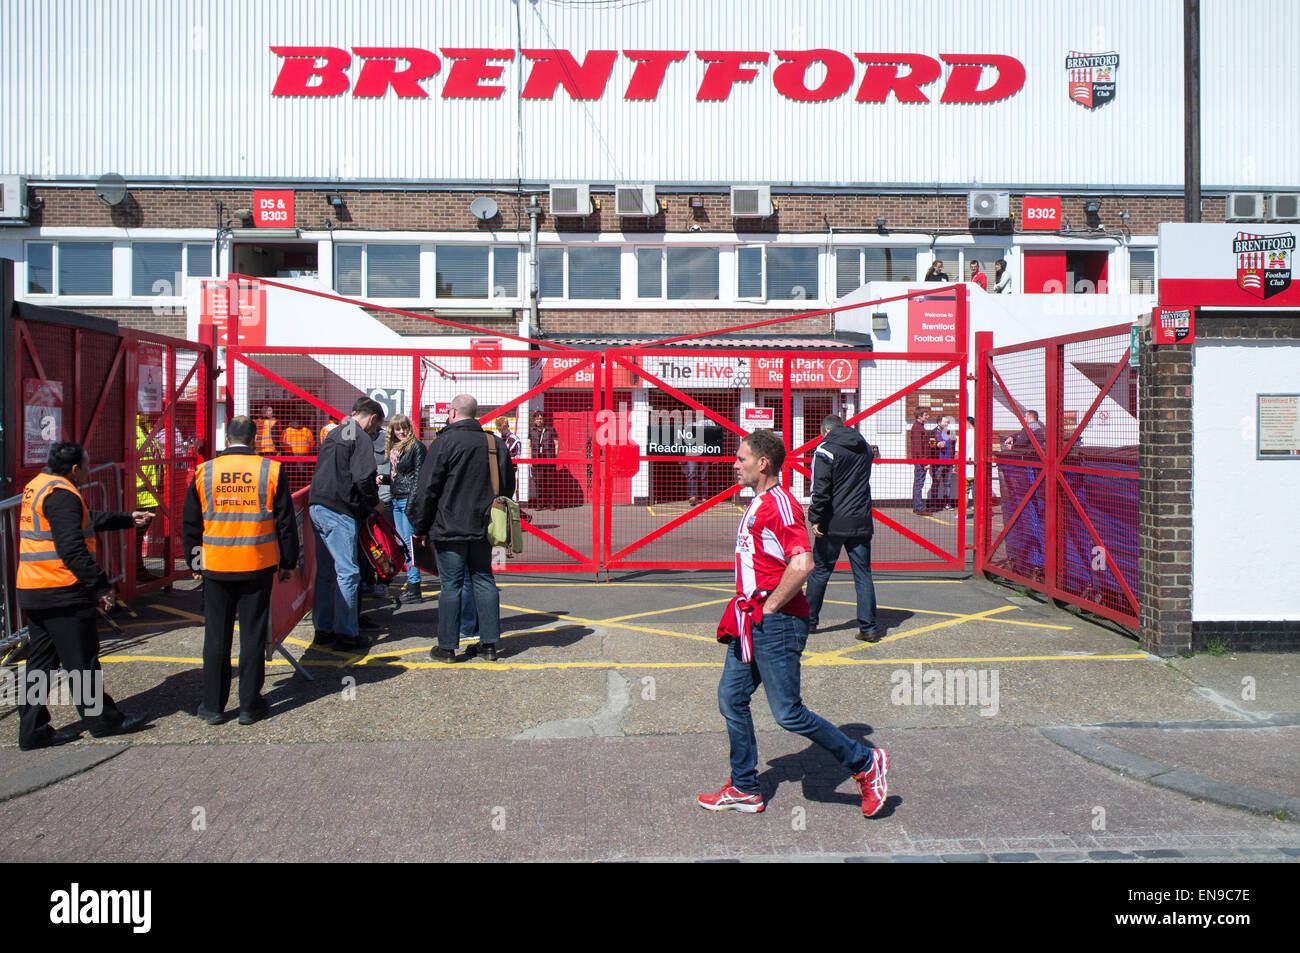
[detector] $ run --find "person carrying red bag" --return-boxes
[700,428,890,817]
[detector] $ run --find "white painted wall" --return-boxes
[1192,342,1300,621]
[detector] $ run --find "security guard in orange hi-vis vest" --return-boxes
[15,442,155,750]
[283,423,314,456]
[255,404,281,455]
[182,415,299,726]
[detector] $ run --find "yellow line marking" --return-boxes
[146,603,205,623]
[805,605,1020,662]
[816,600,1073,631]
[498,603,716,643]
[919,514,950,526]
[99,652,1148,671]
[597,598,734,624]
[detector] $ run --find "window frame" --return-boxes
[333,242,422,300]
[25,240,115,297]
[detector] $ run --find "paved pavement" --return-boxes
[1,569,1297,862]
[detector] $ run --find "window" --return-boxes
[667,247,719,300]
[186,243,214,277]
[835,247,919,296]
[738,246,818,300]
[132,243,182,296]
[567,246,620,299]
[637,248,663,298]
[1130,249,1156,294]
[434,245,518,298]
[334,243,420,298]
[534,246,621,300]
[26,241,113,296]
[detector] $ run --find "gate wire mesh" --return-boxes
[604,348,966,571]
[10,318,211,599]
[979,325,1138,627]
[230,347,601,572]
[231,346,968,574]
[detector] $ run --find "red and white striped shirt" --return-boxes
[734,485,810,617]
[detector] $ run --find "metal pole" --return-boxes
[1184,0,1201,223]
[527,197,541,336]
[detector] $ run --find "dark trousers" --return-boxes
[202,571,273,714]
[805,534,877,633]
[434,540,500,650]
[18,605,124,747]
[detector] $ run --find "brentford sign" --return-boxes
[269,47,1026,104]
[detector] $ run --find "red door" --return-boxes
[1023,251,1067,294]
[552,411,592,506]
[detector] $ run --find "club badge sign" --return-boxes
[1153,307,1194,345]
[1066,51,1118,110]
[23,379,64,466]
[1234,231,1294,301]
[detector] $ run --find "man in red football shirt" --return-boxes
[969,260,988,290]
[698,429,889,817]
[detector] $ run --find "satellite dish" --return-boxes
[469,196,500,221]
[95,173,129,207]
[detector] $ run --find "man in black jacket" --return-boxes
[15,442,154,750]
[308,396,384,652]
[182,416,299,725]
[409,394,515,663]
[805,415,880,642]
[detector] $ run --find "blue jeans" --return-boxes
[717,611,871,795]
[912,464,927,511]
[390,497,422,587]
[433,540,498,650]
[310,505,360,638]
[683,460,700,500]
[805,534,877,633]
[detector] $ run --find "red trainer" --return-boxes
[852,748,890,817]
[697,780,765,813]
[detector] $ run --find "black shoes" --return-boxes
[357,615,380,630]
[334,633,369,653]
[90,712,148,739]
[465,642,500,662]
[19,726,82,751]
[312,630,336,648]
[401,584,423,604]
[857,628,881,643]
[429,646,459,664]
[194,705,224,725]
[238,697,270,726]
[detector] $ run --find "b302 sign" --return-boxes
[1022,196,1061,230]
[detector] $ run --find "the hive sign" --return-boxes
[1066,51,1118,110]
[1234,231,1294,300]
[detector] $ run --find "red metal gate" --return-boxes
[975,324,1139,627]
[602,346,968,572]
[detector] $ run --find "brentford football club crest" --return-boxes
[1066,51,1118,110]
[1234,231,1295,300]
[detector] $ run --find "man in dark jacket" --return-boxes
[805,415,879,642]
[308,396,384,651]
[182,415,299,725]
[15,442,153,749]
[409,394,515,663]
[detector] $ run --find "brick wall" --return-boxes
[1140,311,1300,654]
[76,306,186,339]
[28,186,1225,234]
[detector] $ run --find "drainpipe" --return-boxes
[527,196,542,336]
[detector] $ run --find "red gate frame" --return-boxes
[976,324,1139,627]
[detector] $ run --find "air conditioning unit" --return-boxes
[731,184,773,218]
[549,183,592,216]
[968,190,1010,220]
[616,184,657,216]
[1269,193,1300,222]
[0,175,28,221]
[1226,192,1265,221]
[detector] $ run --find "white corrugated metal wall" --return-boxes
[2,0,1296,188]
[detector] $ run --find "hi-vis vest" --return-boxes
[320,421,339,443]
[136,420,160,509]
[255,418,279,454]
[17,473,96,590]
[283,426,313,456]
[195,455,282,573]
